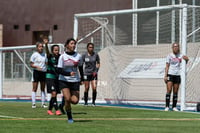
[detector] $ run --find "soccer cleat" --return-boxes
[84,103,88,107]
[68,119,74,123]
[66,110,73,123]
[164,107,169,111]
[41,104,48,108]
[91,103,96,107]
[47,110,54,115]
[56,110,62,115]
[59,104,65,114]
[172,107,179,111]
[32,104,36,108]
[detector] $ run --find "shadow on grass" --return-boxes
[73,112,87,115]
[74,120,93,123]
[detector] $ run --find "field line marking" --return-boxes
[1,118,200,121]
[0,115,23,119]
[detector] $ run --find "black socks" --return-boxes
[84,92,88,105]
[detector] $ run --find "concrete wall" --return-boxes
[0,0,132,46]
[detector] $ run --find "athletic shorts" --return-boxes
[84,74,98,81]
[59,80,80,91]
[167,74,181,84]
[46,78,60,94]
[32,70,46,82]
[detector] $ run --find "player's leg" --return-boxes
[91,79,97,106]
[32,81,38,108]
[46,79,54,114]
[172,83,180,111]
[39,71,47,108]
[172,75,181,111]
[32,70,39,108]
[54,81,61,115]
[40,81,47,108]
[165,81,173,111]
[62,87,73,123]
[71,91,80,105]
[70,82,80,104]
[59,96,65,114]
[84,76,90,105]
[51,91,61,115]
[58,81,66,114]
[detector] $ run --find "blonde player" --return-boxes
[164,43,189,111]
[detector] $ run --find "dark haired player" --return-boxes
[82,43,100,106]
[57,38,84,123]
[44,37,62,115]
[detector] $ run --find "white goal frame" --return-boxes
[73,4,190,111]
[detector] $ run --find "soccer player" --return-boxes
[44,37,62,115]
[164,42,189,111]
[57,38,84,123]
[82,43,100,106]
[30,42,48,108]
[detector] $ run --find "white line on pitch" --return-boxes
[0,115,23,119]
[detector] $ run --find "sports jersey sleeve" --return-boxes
[30,53,36,63]
[78,54,83,66]
[166,54,170,64]
[57,55,63,68]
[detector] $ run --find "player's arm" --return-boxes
[164,63,170,83]
[78,65,84,82]
[44,43,50,57]
[95,63,100,72]
[56,67,72,76]
[30,62,42,71]
[182,55,189,64]
[95,54,100,72]
[78,55,84,83]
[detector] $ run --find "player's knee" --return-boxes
[71,97,79,104]
[64,97,71,103]
[71,99,79,104]
[85,87,89,91]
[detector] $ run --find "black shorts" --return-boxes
[32,70,46,82]
[167,74,181,84]
[84,74,98,81]
[46,78,60,94]
[59,80,80,91]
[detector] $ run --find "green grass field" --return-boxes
[1,101,200,133]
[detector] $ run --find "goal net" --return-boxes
[1,4,200,111]
[0,44,64,101]
[74,4,200,111]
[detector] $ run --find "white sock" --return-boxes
[47,93,51,102]
[32,92,36,105]
[41,91,46,105]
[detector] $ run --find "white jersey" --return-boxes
[30,52,47,72]
[166,53,183,75]
[57,52,82,82]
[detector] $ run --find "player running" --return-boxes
[57,38,84,123]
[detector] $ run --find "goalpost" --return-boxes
[73,4,200,111]
[1,4,200,112]
[0,44,64,101]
